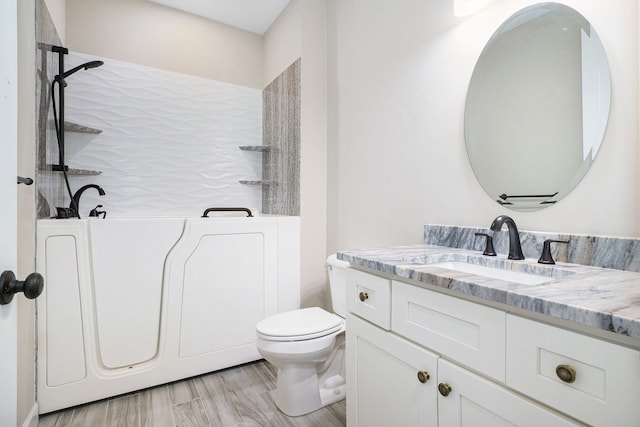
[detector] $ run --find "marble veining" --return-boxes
[338,225,640,341]
[424,224,640,272]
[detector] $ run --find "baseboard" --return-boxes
[21,403,38,427]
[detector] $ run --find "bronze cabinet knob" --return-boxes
[555,364,577,383]
[417,371,430,383]
[438,383,452,396]
[358,291,369,302]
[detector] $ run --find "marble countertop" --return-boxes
[337,244,640,342]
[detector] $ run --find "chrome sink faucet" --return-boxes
[489,215,525,260]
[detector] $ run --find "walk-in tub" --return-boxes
[36,215,300,413]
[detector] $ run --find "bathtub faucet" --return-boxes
[70,184,106,218]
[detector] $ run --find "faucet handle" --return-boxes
[89,204,107,219]
[475,232,497,256]
[538,239,569,264]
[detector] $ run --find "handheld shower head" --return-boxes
[55,60,104,86]
[62,60,104,78]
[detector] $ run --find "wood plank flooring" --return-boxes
[38,361,346,427]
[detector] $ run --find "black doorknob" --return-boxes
[0,271,44,305]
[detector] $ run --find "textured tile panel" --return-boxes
[262,58,301,216]
[58,52,262,218]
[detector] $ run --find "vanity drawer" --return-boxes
[346,269,391,330]
[391,281,506,382]
[506,314,640,426]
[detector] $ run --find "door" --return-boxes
[346,314,438,427]
[0,0,19,425]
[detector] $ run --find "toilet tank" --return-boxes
[327,254,350,318]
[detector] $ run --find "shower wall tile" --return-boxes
[60,52,262,218]
[262,59,301,216]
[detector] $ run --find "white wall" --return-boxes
[299,0,328,308]
[43,0,64,44]
[65,0,264,89]
[263,0,301,87]
[264,0,329,308]
[327,0,639,256]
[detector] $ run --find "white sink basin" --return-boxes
[427,261,554,285]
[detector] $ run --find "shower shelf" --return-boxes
[66,168,102,176]
[239,146,270,185]
[239,145,270,152]
[64,121,102,134]
[54,121,103,175]
[239,180,272,186]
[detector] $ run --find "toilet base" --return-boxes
[319,375,346,407]
[271,334,346,417]
[275,367,346,417]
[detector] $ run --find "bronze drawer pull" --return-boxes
[555,364,577,383]
[358,291,369,302]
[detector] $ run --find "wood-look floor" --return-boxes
[38,360,346,427]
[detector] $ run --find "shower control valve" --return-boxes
[89,204,107,219]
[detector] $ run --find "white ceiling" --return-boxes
[149,0,290,35]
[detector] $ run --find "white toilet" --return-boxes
[255,254,349,416]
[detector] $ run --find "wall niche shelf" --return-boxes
[64,121,102,134]
[239,180,272,186]
[239,145,271,152]
[66,168,102,176]
[49,121,103,174]
[239,145,271,185]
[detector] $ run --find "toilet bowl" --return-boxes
[255,254,349,417]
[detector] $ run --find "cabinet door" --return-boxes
[438,359,581,426]
[346,314,438,427]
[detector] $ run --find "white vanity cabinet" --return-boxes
[344,269,640,426]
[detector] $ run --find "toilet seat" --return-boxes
[256,307,344,342]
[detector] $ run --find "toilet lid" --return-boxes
[256,307,344,341]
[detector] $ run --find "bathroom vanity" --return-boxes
[340,227,640,427]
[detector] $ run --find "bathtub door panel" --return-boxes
[43,235,87,386]
[179,232,265,357]
[89,218,184,369]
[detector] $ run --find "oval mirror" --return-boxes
[464,3,610,211]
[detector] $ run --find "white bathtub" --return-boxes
[36,215,300,413]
